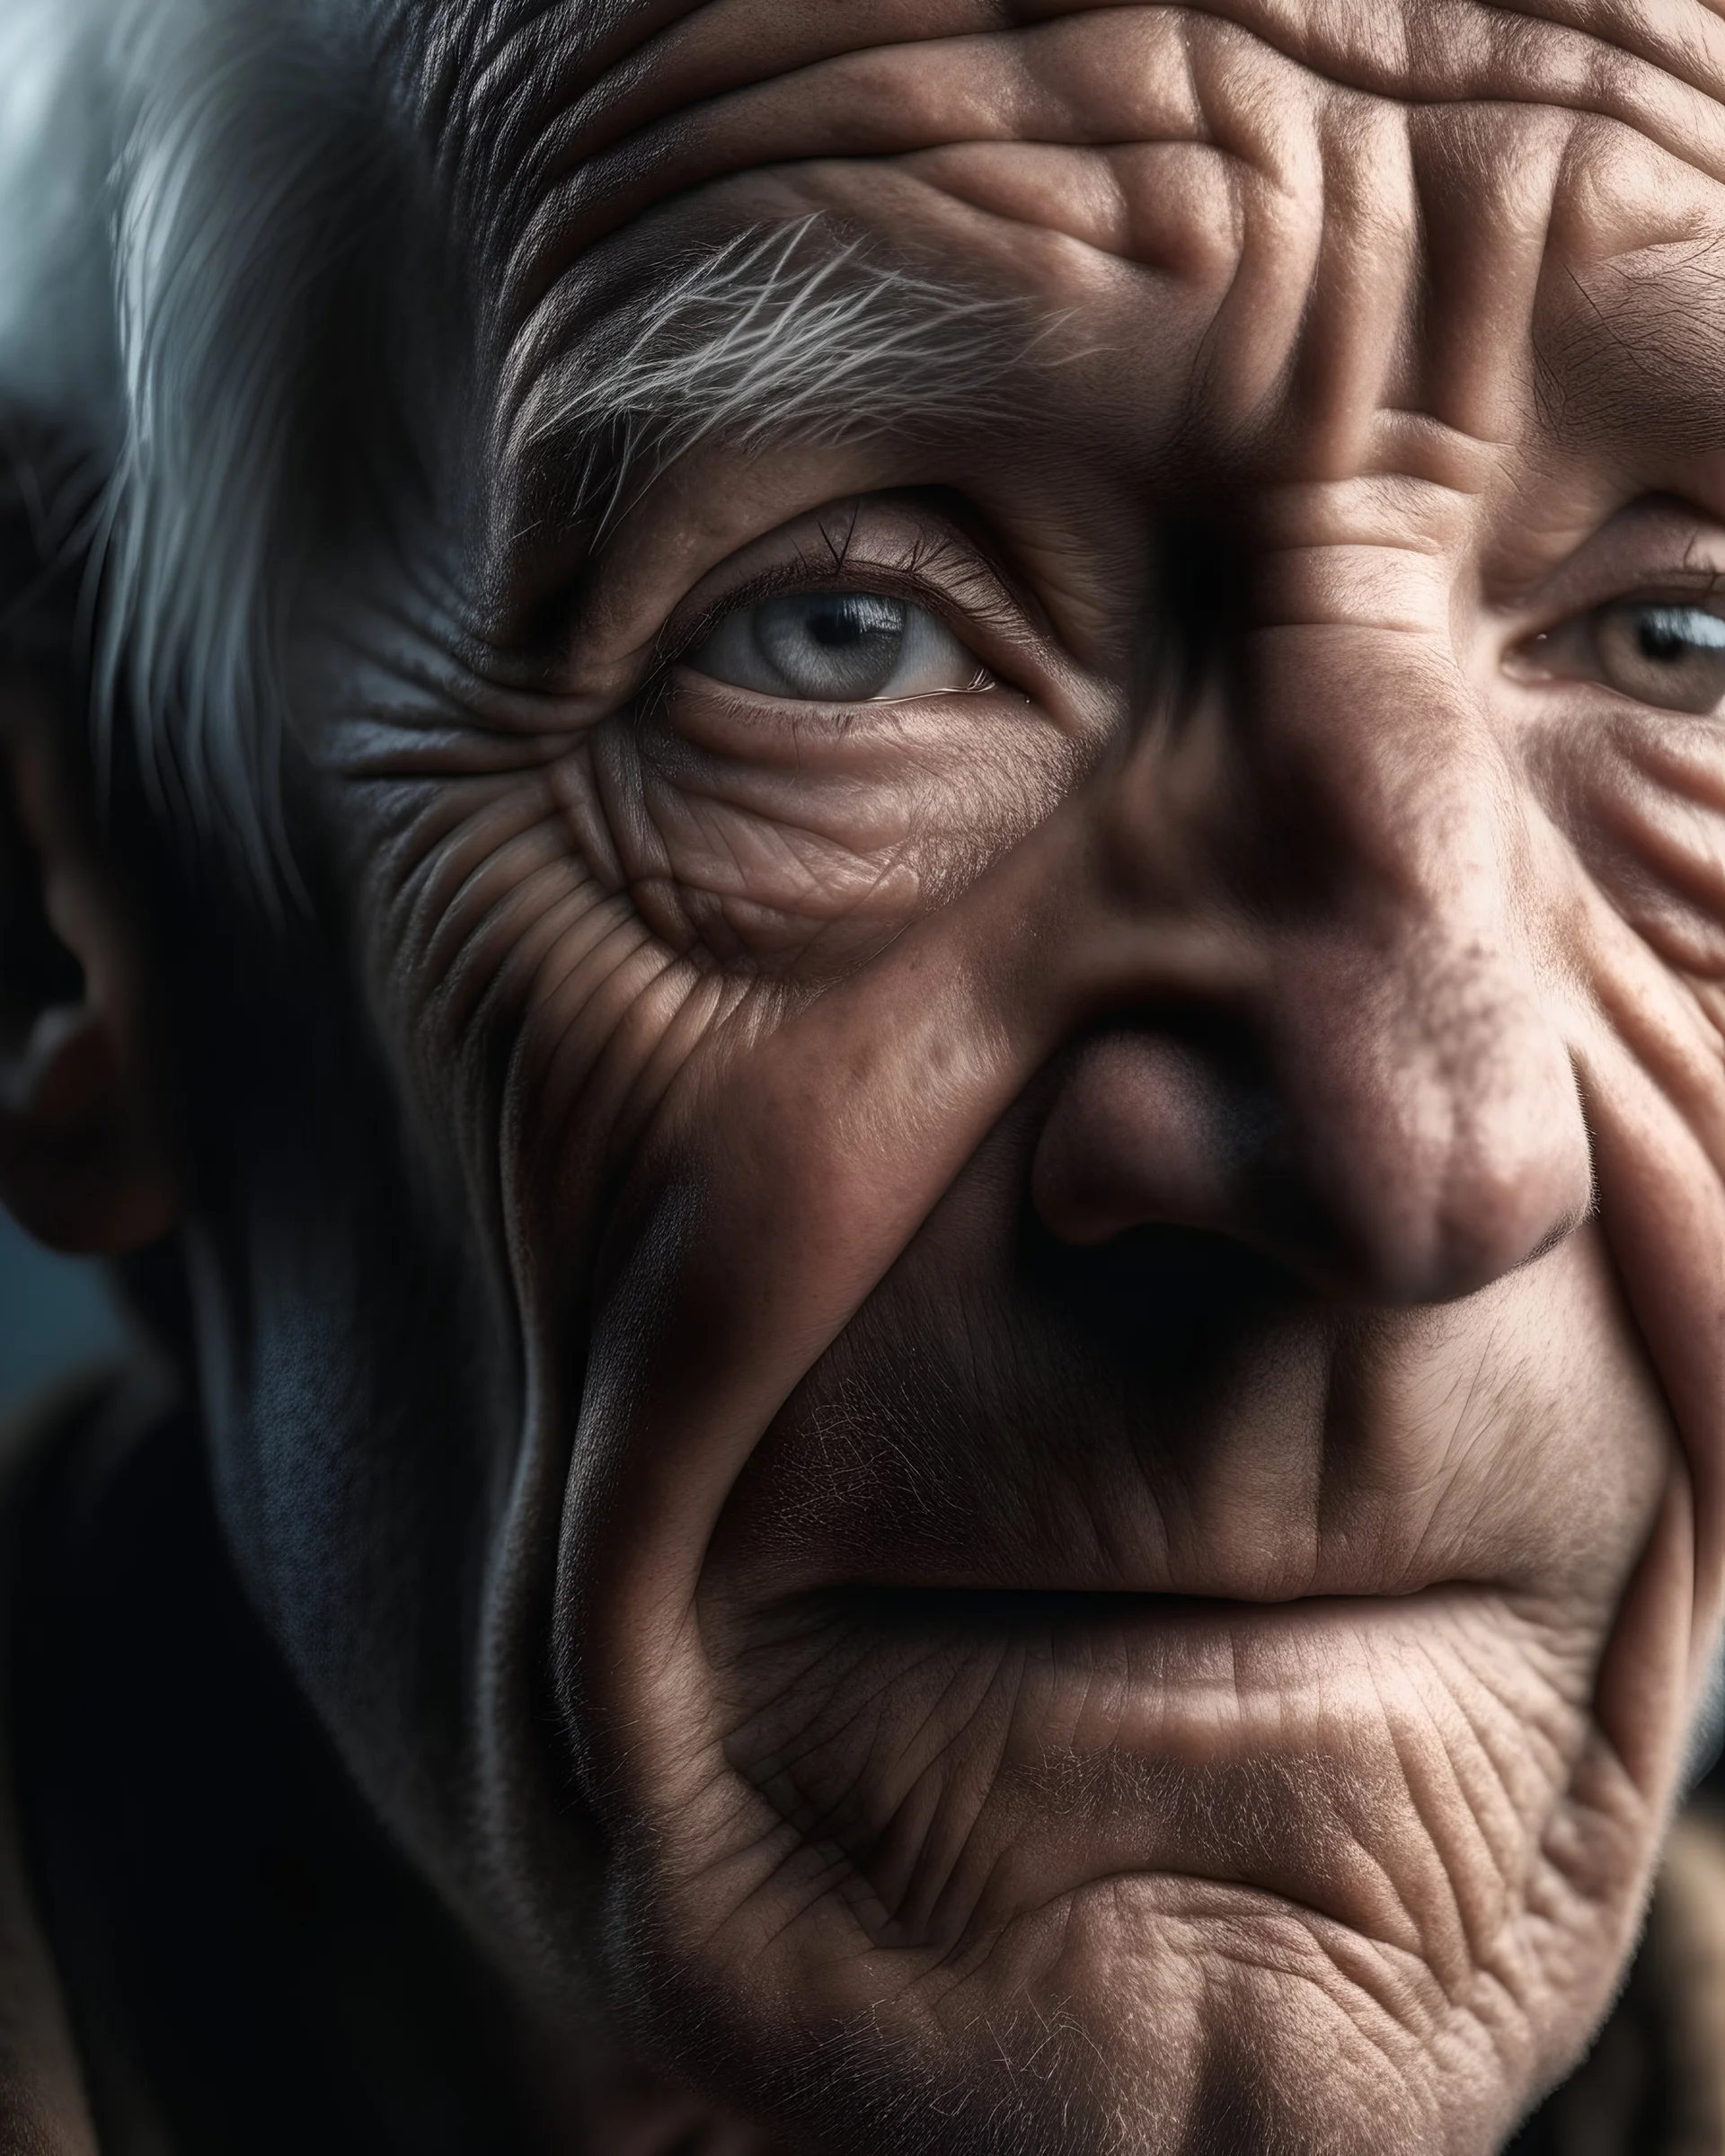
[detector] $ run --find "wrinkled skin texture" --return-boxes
[28,1,1725,2152]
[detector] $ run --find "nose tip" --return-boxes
[1297,1006,1595,1303]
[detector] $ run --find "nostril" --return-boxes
[1031,1026,1270,1249]
[1018,1213,1305,1375]
[1029,1007,1595,1308]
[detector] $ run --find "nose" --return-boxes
[1032,627,1596,1305]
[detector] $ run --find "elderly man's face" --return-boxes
[108,0,1725,2150]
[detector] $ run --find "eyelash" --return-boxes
[1518,588,1725,655]
[1536,571,1725,636]
[647,528,1022,692]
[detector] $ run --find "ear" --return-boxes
[0,672,181,1255]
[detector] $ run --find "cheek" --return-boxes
[1552,708,1725,985]
[572,687,1084,972]
[336,678,1086,1336]
[1523,703,1725,1577]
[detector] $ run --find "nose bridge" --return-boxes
[1246,617,1509,951]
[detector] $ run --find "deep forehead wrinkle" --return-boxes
[409,0,1725,291]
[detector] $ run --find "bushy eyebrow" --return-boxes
[502,219,1051,534]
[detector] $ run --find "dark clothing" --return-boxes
[3,1368,531,2156]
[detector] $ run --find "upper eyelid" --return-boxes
[1511,534,1725,632]
[1547,587,1725,641]
[1549,589,1725,641]
[1505,577,1725,664]
[1589,574,1725,609]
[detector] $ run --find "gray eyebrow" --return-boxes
[507,219,1053,531]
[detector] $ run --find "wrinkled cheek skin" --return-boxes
[344,3,1725,2149]
[399,702,1707,2152]
[490,773,1691,2156]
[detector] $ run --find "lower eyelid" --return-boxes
[672,659,995,707]
[661,668,1013,747]
[670,681,936,723]
[704,676,996,710]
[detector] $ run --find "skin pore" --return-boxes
[9,1,1725,2152]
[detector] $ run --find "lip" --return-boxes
[721,1582,1557,1795]
[801,1583,1459,1626]
[707,1442,1473,1617]
[729,1576,1477,1660]
[720,1581,1556,1953]
[733,1581,1509,1717]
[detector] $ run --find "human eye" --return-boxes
[579,504,1090,976]
[1513,588,1725,719]
[681,588,989,704]
[1587,601,1725,715]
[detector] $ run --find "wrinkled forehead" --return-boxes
[401,0,1725,482]
[412,1,1725,254]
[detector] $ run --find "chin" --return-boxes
[617,1869,1531,2156]
[583,1558,1650,2156]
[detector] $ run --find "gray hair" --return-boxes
[0,0,406,898]
[0,0,1049,903]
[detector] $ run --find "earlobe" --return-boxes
[0,679,181,1257]
[0,1003,180,1257]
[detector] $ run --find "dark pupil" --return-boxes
[1633,605,1725,666]
[756,592,909,699]
[1639,618,1688,662]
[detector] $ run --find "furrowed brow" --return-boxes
[503,219,1047,532]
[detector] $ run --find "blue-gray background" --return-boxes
[0,1209,124,1410]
